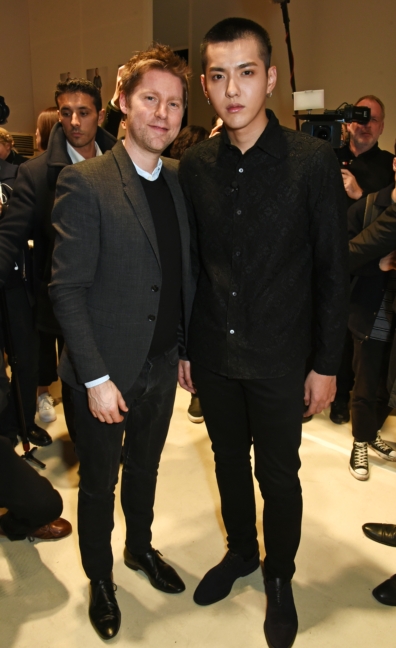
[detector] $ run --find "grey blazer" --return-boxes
[50,140,193,393]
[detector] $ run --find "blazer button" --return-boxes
[148,314,156,321]
[151,285,159,292]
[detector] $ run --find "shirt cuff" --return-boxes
[85,375,110,388]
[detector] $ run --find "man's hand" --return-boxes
[379,249,396,271]
[340,169,363,200]
[303,370,336,417]
[178,360,196,393]
[111,65,125,110]
[87,380,128,424]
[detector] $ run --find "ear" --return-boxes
[57,110,61,122]
[200,74,209,100]
[98,108,105,126]
[119,92,128,114]
[266,66,277,95]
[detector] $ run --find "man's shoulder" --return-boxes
[179,136,219,170]
[60,148,115,180]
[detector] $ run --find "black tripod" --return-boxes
[0,287,45,469]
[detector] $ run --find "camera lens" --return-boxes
[314,126,331,141]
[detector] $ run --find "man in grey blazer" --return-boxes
[50,44,192,640]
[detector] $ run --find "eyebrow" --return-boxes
[208,61,258,72]
[60,105,91,111]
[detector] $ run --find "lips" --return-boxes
[227,104,244,113]
[149,124,168,133]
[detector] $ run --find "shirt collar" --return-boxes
[220,109,286,159]
[132,157,162,181]
[66,140,103,164]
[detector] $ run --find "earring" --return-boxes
[207,97,211,105]
[266,91,273,98]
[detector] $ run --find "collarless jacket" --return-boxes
[50,140,193,393]
[0,122,117,334]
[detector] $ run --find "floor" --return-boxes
[1,382,396,648]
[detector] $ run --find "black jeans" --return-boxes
[0,437,62,539]
[334,329,354,403]
[351,336,392,442]
[38,330,64,386]
[192,361,305,582]
[71,346,179,581]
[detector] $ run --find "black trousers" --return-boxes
[0,286,39,442]
[71,346,178,581]
[351,336,392,442]
[334,329,354,403]
[38,330,64,386]
[192,361,305,582]
[0,437,62,539]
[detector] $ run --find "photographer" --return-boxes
[330,95,395,425]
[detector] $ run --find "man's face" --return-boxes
[119,69,184,157]
[347,99,384,154]
[57,92,103,149]
[201,38,277,135]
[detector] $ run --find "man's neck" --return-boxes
[225,111,269,155]
[123,135,161,174]
[349,140,376,158]
[77,141,97,160]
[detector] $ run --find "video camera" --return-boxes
[0,97,10,125]
[293,90,371,148]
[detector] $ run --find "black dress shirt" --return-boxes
[179,110,349,380]
[336,143,394,209]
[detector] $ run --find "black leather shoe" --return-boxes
[264,577,298,648]
[373,575,396,605]
[193,550,260,605]
[329,400,350,425]
[89,579,121,640]
[124,546,185,593]
[26,423,52,446]
[363,523,396,547]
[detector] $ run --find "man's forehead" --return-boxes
[357,99,383,118]
[205,38,262,64]
[135,69,183,95]
[58,92,96,110]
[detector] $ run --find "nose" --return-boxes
[155,101,167,120]
[71,111,80,128]
[225,76,240,98]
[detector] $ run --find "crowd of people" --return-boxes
[0,15,396,648]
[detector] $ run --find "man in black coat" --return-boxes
[0,79,116,444]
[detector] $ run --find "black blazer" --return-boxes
[50,140,193,393]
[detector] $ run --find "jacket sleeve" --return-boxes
[308,143,350,376]
[49,165,109,384]
[349,201,396,273]
[0,163,35,287]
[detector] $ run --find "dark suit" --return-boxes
[50,140,193,580]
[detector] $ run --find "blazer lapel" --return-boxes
[161,159,190,269]
[112,141,161,267]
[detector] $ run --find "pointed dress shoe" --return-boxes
[373,574,396,606]
[26,423,52,446]
[124,546,185,593]
[362,523,396,547]
[89,579,121,640]
[264,577,298,648]
[193,550,260,606]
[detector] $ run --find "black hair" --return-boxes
[201,17,272,73]
[55,78,102,112]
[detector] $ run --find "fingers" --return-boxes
[87,381,126,424]
[178,360,196,393]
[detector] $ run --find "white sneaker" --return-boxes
[37,392,57,423]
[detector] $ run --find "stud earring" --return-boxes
[207,97,211,105]
[266,91,273,98]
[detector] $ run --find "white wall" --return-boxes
[1,0,153,133]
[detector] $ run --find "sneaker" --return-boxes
[368,435,396,461]
[349,441,369,480]
[193,550,260,606]
[187,395,204,423]
[37,392,57,423]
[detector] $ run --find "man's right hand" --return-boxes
[87,380,128,424]
[379,250,396,272]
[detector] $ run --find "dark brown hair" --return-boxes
[55,79,102,112]
[36,107,58,151]
[120,43,191,107]
[201,17,272,73]
[170,125,209,160]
